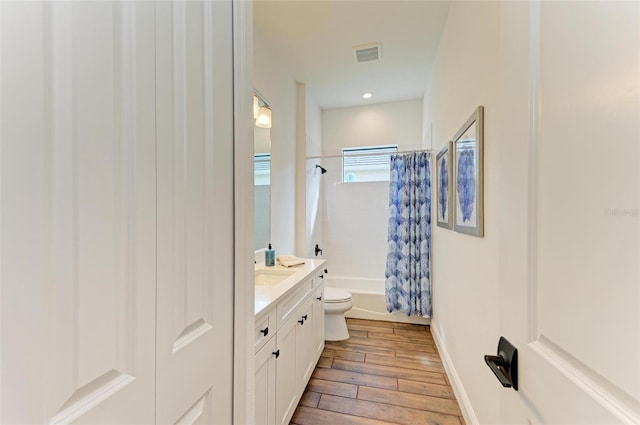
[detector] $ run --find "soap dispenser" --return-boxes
[265,243,275,267]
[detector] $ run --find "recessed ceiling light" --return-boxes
[362,93,373,99]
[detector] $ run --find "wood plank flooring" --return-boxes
[290,318,465,425]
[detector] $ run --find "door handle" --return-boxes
[484,355,513,387]
[260,327,269,336]
[272,349,280,359]
[316,296,322,301]
[484,336,518,390]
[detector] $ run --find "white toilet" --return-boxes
[323,287,353,341]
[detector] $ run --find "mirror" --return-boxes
[254,91,271,250]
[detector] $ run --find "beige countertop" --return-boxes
[254,258,326,317]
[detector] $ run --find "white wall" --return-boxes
[254,26,297,254]
[254,126,271,155]
[294,83,324,258]
[322,100,423,155]
[424,2,501,423]
[303,88,324,258]
[321,100,423,280]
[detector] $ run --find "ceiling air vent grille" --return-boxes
[353,43,382,63]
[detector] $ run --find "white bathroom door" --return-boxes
[155,1,235,424]
[0,1,157,423]
[497,2,639,424]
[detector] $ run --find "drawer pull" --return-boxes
[260,327,269,336]
[272,349,280,359]
[298,318,305,325]
[316,296,322,301]
[302,314,308,320]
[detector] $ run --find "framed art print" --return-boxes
[436,141,453,229]
[453,106,484,237]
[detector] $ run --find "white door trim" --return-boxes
[530,338,639,423]
[232,0,254,423]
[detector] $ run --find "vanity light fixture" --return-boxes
[253,95,260,119]
[254,90,272,129]
[362,92,373,99]
[256,106,272,129]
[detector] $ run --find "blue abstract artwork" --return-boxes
[436,141,452,229]
[456,149,476,222]
[453,106,483,237]
[439,156,448,220]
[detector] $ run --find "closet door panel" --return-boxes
[155,0,234,423]
[1,1,156,423]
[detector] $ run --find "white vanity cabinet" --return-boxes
[255,337,277,425]
[275,310,300,425]
[295,296,316,393]
[254,262,326,425]
[311,282,325,360]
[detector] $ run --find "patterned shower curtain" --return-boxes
[385,151,432,317]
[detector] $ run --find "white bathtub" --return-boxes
[325,276,430,325]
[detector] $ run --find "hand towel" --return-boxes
[277,255,305,268]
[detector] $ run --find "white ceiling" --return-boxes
[254,0,451,110]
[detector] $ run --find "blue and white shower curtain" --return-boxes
[385,152,432,317]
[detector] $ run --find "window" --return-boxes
[254,154,270,186]
[342,145,397,183]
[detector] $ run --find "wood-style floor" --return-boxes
[290,318,465,425]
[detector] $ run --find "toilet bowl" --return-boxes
[323,287,353,341]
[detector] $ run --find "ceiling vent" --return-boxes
[353,42,382,64]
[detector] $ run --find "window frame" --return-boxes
[341,145,398,183]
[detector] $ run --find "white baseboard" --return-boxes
[430,320,479,425]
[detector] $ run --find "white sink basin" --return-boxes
[255,268,296,287]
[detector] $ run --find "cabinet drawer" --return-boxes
[277,277,313,328]
[255,307,277,353]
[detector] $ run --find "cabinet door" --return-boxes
[0,2,156,423]
[255,337,277,425]
[312,284,325,360]
[295,300,316,390]
[155,1,234,423]
[275,315,298,425]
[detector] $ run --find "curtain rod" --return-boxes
[306,148,432,160]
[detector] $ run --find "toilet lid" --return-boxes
[324,287,352,303]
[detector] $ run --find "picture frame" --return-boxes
[436,141,453,229]
[453,106,484,237]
